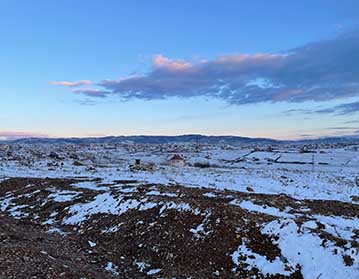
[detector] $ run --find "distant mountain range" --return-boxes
[1,134,359,145]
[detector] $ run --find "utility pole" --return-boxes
[312,154,315,173]
[196,135,200,153]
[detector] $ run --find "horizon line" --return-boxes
[1,133,358,143]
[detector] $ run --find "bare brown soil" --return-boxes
[0,213,112,279]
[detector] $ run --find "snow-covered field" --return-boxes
[1,143,359,202]
[0,142,359,278]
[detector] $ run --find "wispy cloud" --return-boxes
[74,99,97,106]
[52,31,359,106]
[72,88,111,98]
[344,120,359,124]
[282,101,359,116]
[0,131,48,140]
[49,80,93,87]
[281,108,314,116]
[326,126,359,130]
[315,101,359,115]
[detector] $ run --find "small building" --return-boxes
[168,154,186,167]
[300,145,308,153]
[129,160,156,172]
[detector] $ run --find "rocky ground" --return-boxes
[0,213,112,279]
[1,177,358,278]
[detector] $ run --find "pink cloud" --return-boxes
[0,131,48,140]
[153,54,191,71]
[49,80,93,87]
[56,31,359,106]
[272,89,304,101]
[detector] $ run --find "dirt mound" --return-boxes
[0,177,358,278]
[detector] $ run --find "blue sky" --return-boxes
[1,0,358,140]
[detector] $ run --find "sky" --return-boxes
[1,0,359,140]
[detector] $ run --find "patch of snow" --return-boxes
[135,261,149,272]
[159,202,201,215]
[203,192,217,198]
[263,220,359,279]
[101,223,123,234]
[231,240,291,276]
[48,189,81,202]
[302,220,317,230]
[314,215,359,241]
[0,195,13,211]
[105,262,120,276]
[147,268,161,275]
[71,181,109,191]
[47,227,66,235]
[147,190,177,197]
[231,200,292,218]
[63,193,158,224]
[88,240,96,247]
[8,204,28,218]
